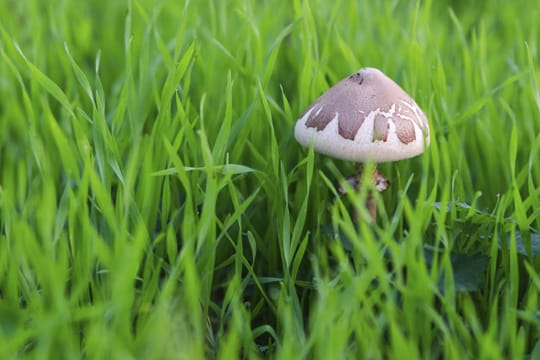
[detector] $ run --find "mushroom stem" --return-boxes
[359,164,382,221]
[339,163,389,222]
[366,190,377,220]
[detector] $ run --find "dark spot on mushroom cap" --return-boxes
[348,72,364,85]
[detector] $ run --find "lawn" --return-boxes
[0,0,539,358]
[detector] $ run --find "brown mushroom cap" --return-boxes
[294,67,430,162]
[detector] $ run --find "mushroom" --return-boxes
[294,67,430,220]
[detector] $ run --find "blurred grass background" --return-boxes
[0,0,539,358]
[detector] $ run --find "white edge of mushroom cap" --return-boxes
[295,101,429,163]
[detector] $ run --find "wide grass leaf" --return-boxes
[449,252,490,292]
[498,231,540,258]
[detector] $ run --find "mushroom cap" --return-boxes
[294,67,430,163]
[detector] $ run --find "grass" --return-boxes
[0,0,539,358]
